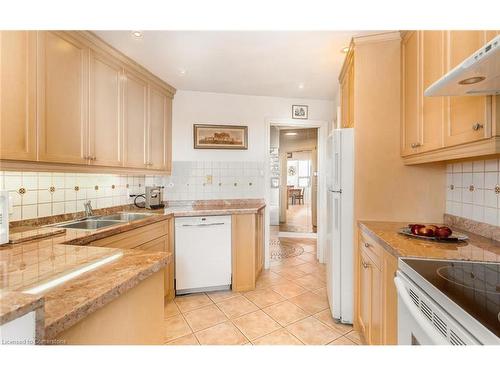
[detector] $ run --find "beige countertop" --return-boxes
[359,221,500,262]
[0,200,265,340]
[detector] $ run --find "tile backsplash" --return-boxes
[0,161,266,221]
[445,158,500,226]
[0,171,147,221]
[162,161,265,201]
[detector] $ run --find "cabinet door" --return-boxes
[485,30,499,41]
[254,210,264,277]
[370,257,382,345]
[446,31,488,146]
[123,70,148,168]
[0,31,37,161]
[340,77,349,128]
[136,235,171,297]
[37,31,89,164]
[359,249,372,343]
[347,61,354,128]
[88,51,122,167]
[382,251,398,345]
[401,31,420,156]
[420,31,445,152]
[148,85,171,171]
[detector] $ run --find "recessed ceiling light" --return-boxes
[131,31,143,39]
[341,46,349,53]
[298,83,304,90]
[286,132,298,136]
[178,68,187,76]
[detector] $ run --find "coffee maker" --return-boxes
[145,186,164,209]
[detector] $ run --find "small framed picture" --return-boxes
[292,105,308,119]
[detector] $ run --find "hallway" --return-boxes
[275,203,317,233]
[163,237,363,345]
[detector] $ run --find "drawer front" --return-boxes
[90,220,169,249]
[359,231,382,269]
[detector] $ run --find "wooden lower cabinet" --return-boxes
[356,230,398,345]
[88,218,173,299]
[55,270,164,344]
[231,209,265,292]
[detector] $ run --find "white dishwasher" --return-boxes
[175,215,232,295]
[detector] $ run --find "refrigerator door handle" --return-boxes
[330,189,342,193]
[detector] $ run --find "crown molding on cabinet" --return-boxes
[353,31,401,46]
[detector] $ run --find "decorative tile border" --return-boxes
[0,171,148,222]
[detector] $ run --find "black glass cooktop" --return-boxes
[403,258,500,338]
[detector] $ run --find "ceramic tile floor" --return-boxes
[164,237,365,345]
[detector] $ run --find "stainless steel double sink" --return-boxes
[50,212,154,230]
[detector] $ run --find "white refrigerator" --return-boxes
[326,128,354,324]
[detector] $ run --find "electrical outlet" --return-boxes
[205,175,213,184]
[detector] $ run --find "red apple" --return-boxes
[435,226,452,239]
[409,224,425,235]
[417,226,435,237]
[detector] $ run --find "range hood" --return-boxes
[425,35,500,97]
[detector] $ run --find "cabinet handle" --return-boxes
[361,260,370,269]
[90,156,96,161]
[410,143,421,148]
[472,123,484,131]
[364,242,371,248]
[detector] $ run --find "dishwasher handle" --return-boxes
[181,222,226,227]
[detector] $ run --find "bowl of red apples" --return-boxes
[398,224,468,242]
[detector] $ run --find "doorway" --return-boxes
[270,127,318,235]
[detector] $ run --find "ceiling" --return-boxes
[95,31,376,100]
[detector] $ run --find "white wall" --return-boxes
[172,90,334,162]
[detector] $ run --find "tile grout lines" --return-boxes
[164,236,362,345]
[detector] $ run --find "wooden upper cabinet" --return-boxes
[401,31,419,156]
[0,31,37,161]
[37,31,89,164]
[340,77,349,128]
[0,31,175,172]
[123,70,148,168]
[148,85,171,171]
[446,31,489,146]
[420,30,445,152]
[339,49,354,128]
[88,51,123,167]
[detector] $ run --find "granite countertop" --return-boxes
[1,214,172,339]
[0,199,266,340]
[163,199,266,217]
[359,221,500,262]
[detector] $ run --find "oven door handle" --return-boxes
[394,276,448,345]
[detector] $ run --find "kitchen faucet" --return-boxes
[84,200,94,217]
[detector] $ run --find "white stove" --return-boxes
[396,258,500,345]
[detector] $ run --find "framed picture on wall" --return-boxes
[193,124,248,150]
[292,105,308,119]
